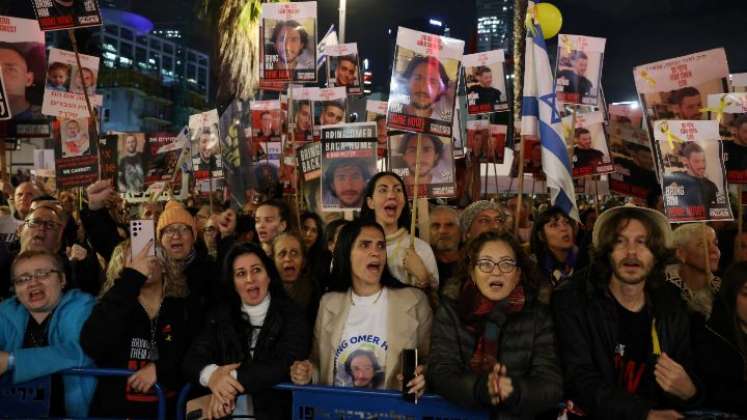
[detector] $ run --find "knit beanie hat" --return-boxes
[157,200,197,240]
[459,200,506,234]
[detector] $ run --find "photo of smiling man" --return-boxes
[390,133,455,198]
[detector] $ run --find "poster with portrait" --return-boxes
[298,141,321,181]
[607,122,658,199]
[366,99,389,157]
[249,100,283,150]
[389,133,455,198]
[466,119,489,160]
[463,49,508,114]
[114,133,146,194]
[0,16,46,127]
[563,111,613,177]
[54,117,98,190]
[706,92,747,183]
[333,340,387,389]
[320,123,377,211]
[41,48,101,119]
[555,34,605,106]
[387,27,464,138]
[327,43,362,95]
[314,86,347,128]
[654,120,732,222]
[514,136,544,178]
[608,102,643,128]
[289,85,317,142]
[634,48,729,128]
[489,124,507,164]
[32,0,102,31]
[144,132,185,195]
[189,109,222,180]
[259,1,317,83]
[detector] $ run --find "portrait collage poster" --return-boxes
[115,132,146,194]
[563,111,614,177]
[189,109,223,182]
[706,92,747,184]
[42,47,102,119]
[248,100,283,165]
[389,133,456,198]
[554,34,606,106]
[327,43,363,95]
[260,1,317,83]
[0,16,46,126]
[607,122,658,199]
[32,0,102,31]
[54,117,98,190]
[463,49,508,114]
[366,99,389,157]
[289,85,317,142]
[654,120,732,222]
[387,26,464,138]
[320,122,377,211]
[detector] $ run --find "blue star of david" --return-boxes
[539,92,562,124]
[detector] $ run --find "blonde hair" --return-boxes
[672,223,713,250]
[102,239,189,298]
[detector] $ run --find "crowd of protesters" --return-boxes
[0,172,746,420]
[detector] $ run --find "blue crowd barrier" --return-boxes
[0,367,167,420]
[275,383,489,420]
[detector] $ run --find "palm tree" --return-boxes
[199,0,286,104]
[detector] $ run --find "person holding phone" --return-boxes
[428,231,562,417]
[80,239,193,418]
[289,219,431,398]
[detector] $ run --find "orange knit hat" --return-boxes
[157,200,197,240]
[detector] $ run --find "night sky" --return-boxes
[2,0,746,103]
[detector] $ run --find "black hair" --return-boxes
[474,65,491,76]
[402,55,449,88]
[221,242,289,321]
[337,55,358,67]
[679,141,704,159]
[270,19,309,50]
[323,158,370,201]
[301,211,326,255]
[328,219,406,292]
[670,86,701,106]
[574,127,591,138]
[257,198,290,224]
[235,214,255,236]
[322,100,345,113]
[359,171,412,230]
[530,206,577,263]
[325,218,349,249]
[0,42,29,66]
[397,133,444,160]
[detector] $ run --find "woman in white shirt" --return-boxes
[290,219,432,398]
[359,171,439,290]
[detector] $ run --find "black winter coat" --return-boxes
[182,293,310,420]
[80,268,196,418]
[551,267,703,420]
[692,294,747,415]
[428,293,563,419]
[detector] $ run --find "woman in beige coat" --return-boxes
[290,219,432,398]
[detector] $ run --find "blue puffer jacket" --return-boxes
[0,289,97,417]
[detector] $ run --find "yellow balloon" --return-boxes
[535,3,563,39]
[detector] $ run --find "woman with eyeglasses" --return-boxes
[183,242,309,420]
[81,238,193,418]
[428,231,562,418]
[290,220,431,396]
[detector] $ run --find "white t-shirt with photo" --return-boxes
[334,289,389,389]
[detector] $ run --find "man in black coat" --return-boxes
[552,206,703,419]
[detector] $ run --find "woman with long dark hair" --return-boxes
[359,171,439,291]
[183,243,310,420]
[693,261,747,415]
[300,211,332,287]
[289,220,432,395]
[428,231,562,418]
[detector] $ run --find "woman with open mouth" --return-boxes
[183,242,309,420]
[530,206,580,298]
[428,231,562,418]
[359,172,440,293]
[271,231,320,327]
[289,219,432,396]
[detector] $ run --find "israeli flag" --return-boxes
[521,1,579,221]
[317,25,338,71]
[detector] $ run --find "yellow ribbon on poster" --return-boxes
[658,121,685,150]
[525,3,537,37]
[699,93,732,123]
[560,34,574,55]
[652,320,661,356]
[639,70,656,88]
